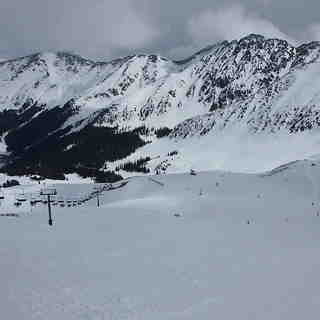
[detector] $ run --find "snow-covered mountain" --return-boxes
[2,34,320,180]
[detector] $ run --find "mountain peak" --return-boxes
[239,33,266,43]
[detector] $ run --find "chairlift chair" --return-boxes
[16,189,27,202]
[16,195,27,202]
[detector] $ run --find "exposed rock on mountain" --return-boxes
[1,34,320,179]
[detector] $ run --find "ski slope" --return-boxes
[1,160,320,319]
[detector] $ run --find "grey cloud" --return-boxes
[188,5,296,47]
[305,24,320,42]
[0,0,320,61]
[0,0,159,60]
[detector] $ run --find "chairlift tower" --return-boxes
[93,185,104,207]
[40,188,57,226]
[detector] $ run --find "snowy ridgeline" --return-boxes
[3,35,320,180]
[1,159,320,319]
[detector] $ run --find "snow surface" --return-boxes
[1,160,320,319]
[106,128,320,176]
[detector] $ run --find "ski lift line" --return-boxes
[0,213,19,218]
[40,188,57,196]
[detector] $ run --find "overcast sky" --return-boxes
[0,0,320,61]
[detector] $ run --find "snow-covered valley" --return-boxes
[1,160,320,319]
